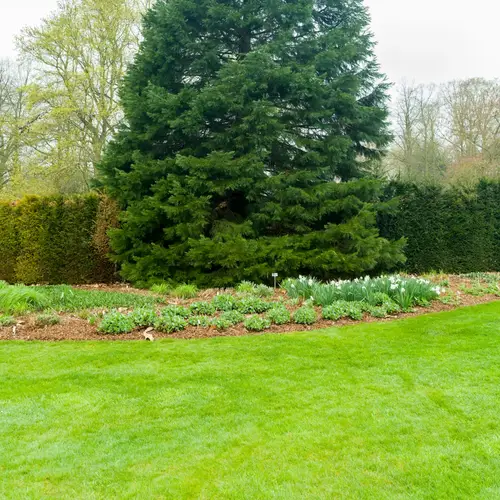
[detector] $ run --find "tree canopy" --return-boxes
[98,0,405,286]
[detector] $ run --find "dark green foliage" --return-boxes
[0,204,19,283]
[379,181,500,274]
[0,195,117,284]
[97,0,404,286]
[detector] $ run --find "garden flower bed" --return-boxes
[0,273,499,341]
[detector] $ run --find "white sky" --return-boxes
[0,0,499,89]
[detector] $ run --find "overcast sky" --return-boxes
[1,0,499,89]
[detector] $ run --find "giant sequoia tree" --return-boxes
[98,0,405,286]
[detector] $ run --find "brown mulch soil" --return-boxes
[1,275,499,342]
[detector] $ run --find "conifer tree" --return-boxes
[97,0,405,286]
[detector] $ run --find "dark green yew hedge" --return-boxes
[1,181,500,285]
[0,195,118,284]
[379,180,500,274]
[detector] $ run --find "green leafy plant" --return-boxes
[219,310,245,326]
[162,305,190,318]
[34,313,61,327]
[235,297,273,314]
[98,311,135,334]
[129,307,157,328]
[293,307,317,325]
[284,275,440,310]
[212,294,237,311]
[235,281,257,294]
[322,301,364,321]
[189,301,216,316]
[153,315,187,333]
[188,315,212,327]
[171,284,198,299]
[254,285,274,298]
[366,305,388,318]
[210,317,233,330]
[0,286,49,314]
[150,283,171,295]
[0,315,16,327]
[243,316,271,332]
[267,305,291,325]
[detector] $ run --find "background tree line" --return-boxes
[387,78,500,184]
[0,0,152,198]
[0,0,499,200]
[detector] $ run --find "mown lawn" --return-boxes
[1,303,500,499]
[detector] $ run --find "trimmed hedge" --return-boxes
[0,194,118,284]
[2,181,500,285]
[379,180,500,274]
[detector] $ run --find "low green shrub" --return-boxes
[243,316,271,331]
[211,317,233,330]
[154,315,187,333]
[367,306,387,318]
[171,284,198,299]
[0,315,16,327]
[162,305,190,318]
[188,315,212,327]
[267,305,291,325]
[98,311,135,334]
[212,294,237,311]
[293,306,317,325]
[129,307,157,327]
[254,284,274,298]
[235,281,273,297]
[235,297,273,314]
[150,283,171,295]
[34,313,61,327]
[189,301,216,316]
[220,310,245,325]
[322,301,364,321]
[235,281,256,294]
[0,286,49,314]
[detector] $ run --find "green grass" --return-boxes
[2,303,500,498]
[0,284,160,314]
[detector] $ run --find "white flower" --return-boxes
[291,284,295,288]
[308,279,313,286]
[401,288,406,293]
[390,284,398,290]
